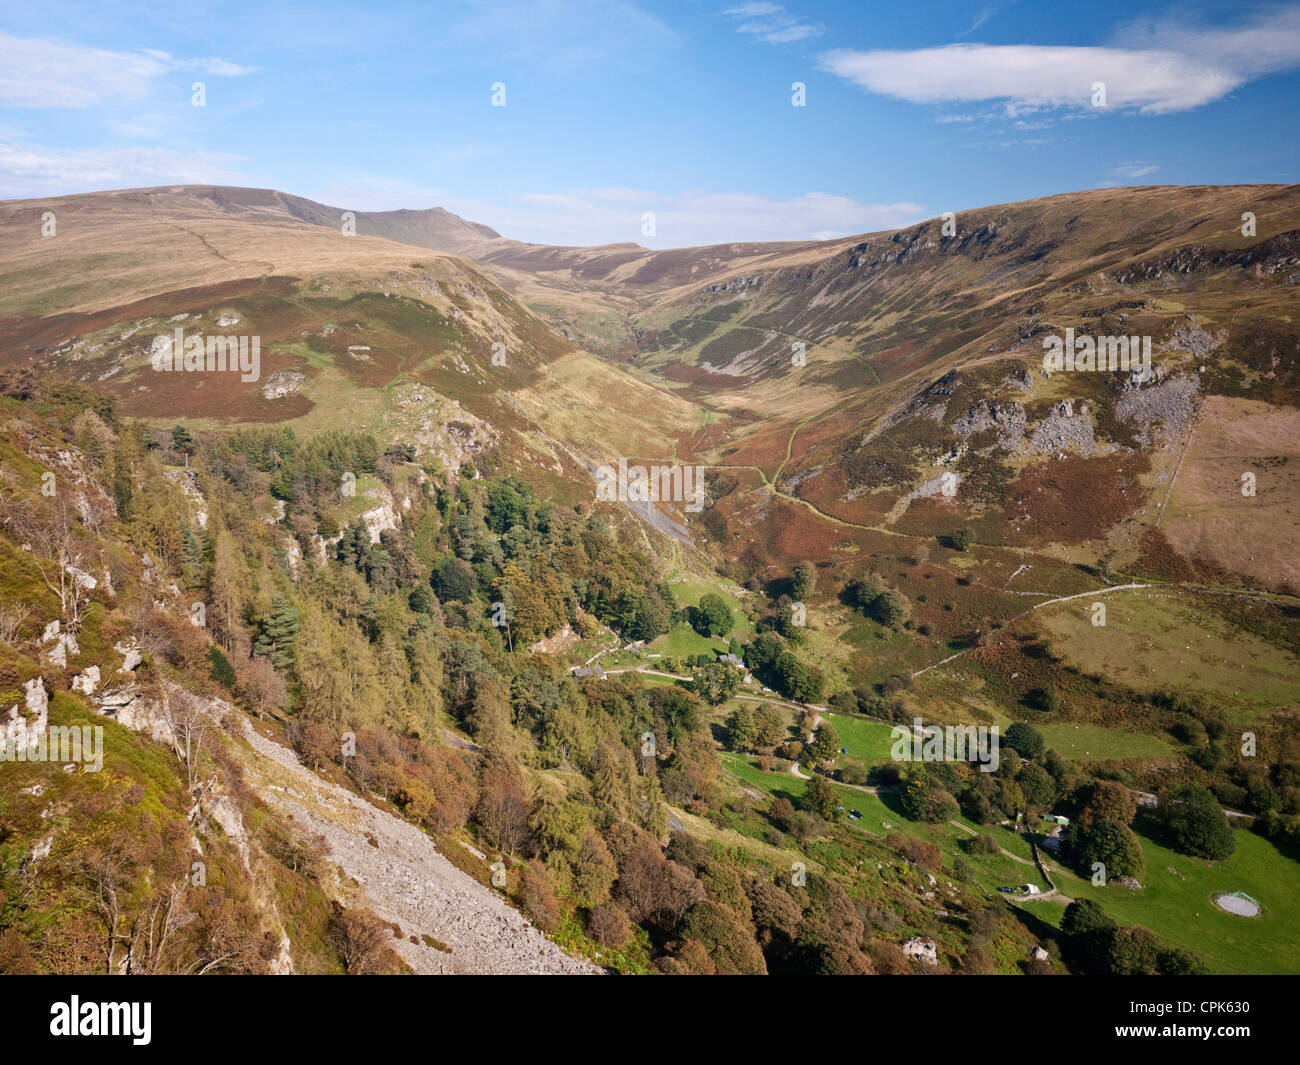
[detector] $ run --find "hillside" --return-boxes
[2,182,1299,976]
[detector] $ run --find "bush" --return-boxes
[518,859,562,932]
[775,652,824,703]
[1162,785,1236,860]
[1004,721,1044,758]
[587,904,633,949]
[900,777,959,823]
[691,593,734,637]
[207,645,237,689]
[886,833,941,871]
[1068,817,1144,879]
[327,906,404,974]
[678,901,767,975]
[948,528,974,551]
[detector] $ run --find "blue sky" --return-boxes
[1,0,1298,246]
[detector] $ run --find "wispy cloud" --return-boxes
[0,142,249,197]
[310,178,925,246]
[448,0,678,66]
[1099,161,1160,186]
[0,33,255,109]
[820,7,1300,115]
[723,3,822,45]
[489,188,925,246]
[956,7,997,40]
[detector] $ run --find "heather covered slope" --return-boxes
[0,185,705,510]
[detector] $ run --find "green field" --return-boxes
[1036,723,1173,762]
[665,575,752,638]
[1031,820,1300,974]
[823,712,901,765]
[650,573,755,658]
[650,623,727,658]
[718,752,1050,895]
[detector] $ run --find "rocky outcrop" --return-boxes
[953,401,1027,449]
[1116,373,1200,449]
[71,665,101,694]
[115,641,143,674]
[163,467,209,528]
[1028,399,1097,455]
[359,489,400,543]
[902,936,939,965]
[2,678,49,757]
[389,385,499,475]
[261,371,305,400]
[41,620,79,667]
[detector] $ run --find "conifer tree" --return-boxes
[253,595,300,670]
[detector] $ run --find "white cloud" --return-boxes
[1098,161,1160,186]
[310,177,925,246]
[0,33,255,109]
[819,8,1300,115]
[820,43,1239,114]
[0,142,249,198]
[1111,162,1158,179]
[448,0,678,66]
[723,3,822,46]
[956,7,996,40]
[456,187,924,247]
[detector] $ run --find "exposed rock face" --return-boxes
[902,936,939,965]
[1030,945,1050,962]
[66,565,97,592]
[268,932,294,975]
[389,385,499,475]
[261,371,305,399]
[42,626,79,667]
[1029,399,1097,455]
[164,467,209,528]
[953,401,1028,449]
[282,537,303,580]
[99,684,173,744]
[203,784,252,871]
[1116,373,1200,449]
[1114,228,1300,283]
[115,641,143,673]
[72,665,101,694]
[2,679,49,757]
[359,490,400,543]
